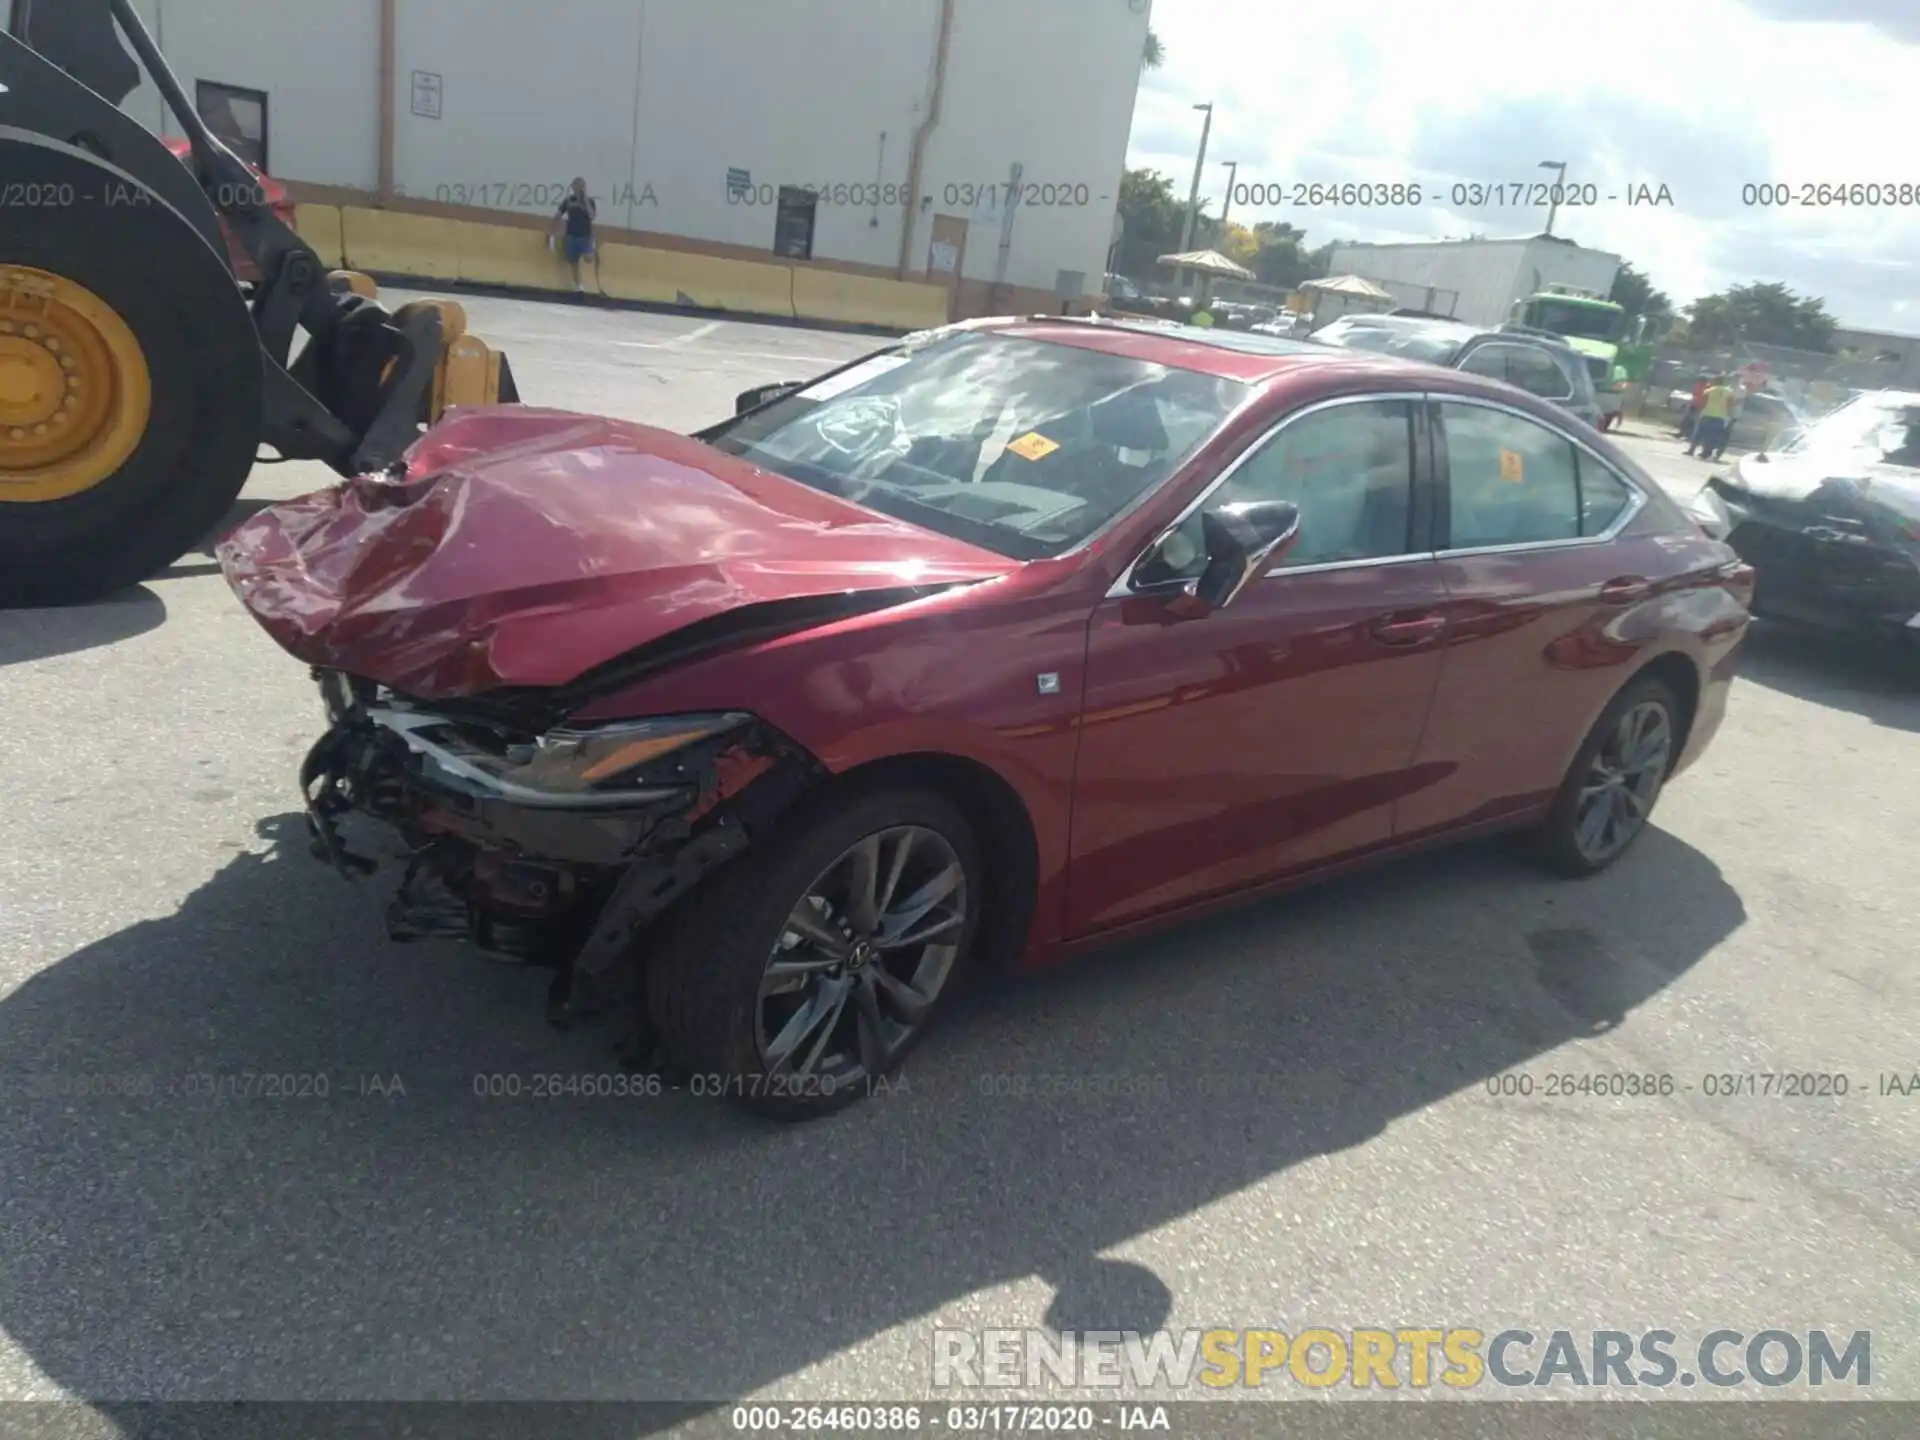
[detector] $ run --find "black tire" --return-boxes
[0,130,263,608]
[1534,673,1682,878]
[647,784,983,1120]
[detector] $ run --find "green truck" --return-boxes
[1507,289,1654,430]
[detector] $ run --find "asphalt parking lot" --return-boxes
[1,292,1917,1418]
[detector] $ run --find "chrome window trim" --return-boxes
[1429,392,1649,558]
[1105,391,1432,598]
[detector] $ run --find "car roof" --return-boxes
[954,315,1578,403]
[1322,312,1587,357]
[976,316,1350,382]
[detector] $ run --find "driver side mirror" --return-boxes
[1135,500,1302,612]
[1195,501,1302,609]
[735,381,804,415]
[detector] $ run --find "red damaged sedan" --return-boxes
[219,317,1754,1118]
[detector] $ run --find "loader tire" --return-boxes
[0,129,262,608]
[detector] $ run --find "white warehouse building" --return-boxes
[88,0,1149,319]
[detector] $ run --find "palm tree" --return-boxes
[1143,28,1164,69]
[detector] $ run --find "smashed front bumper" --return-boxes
[299,672,820,1016]
[1710,480,1920,637]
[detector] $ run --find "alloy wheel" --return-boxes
[755,825,970,1087]
[1573,700,1673,864]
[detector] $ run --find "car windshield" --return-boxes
[1315,321,1462,363]
[1524,300,1626,342]
[1784,393,1920,466]
[705,332,1250,559]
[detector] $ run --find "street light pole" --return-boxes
[1177,102,1213,297]
[1539,159,1567,237]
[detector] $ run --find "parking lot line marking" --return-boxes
[617,321,726,351]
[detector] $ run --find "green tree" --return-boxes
[1114,167,1197,278]
[1247,221,1315,289]
[1608,261,1674,333]
[1143,28,1163,69]
[1679,282,1838,352]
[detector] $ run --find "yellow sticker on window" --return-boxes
[1006,431,1061,461]
[1498,448,1525,483]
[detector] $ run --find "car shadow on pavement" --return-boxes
[0,586,166,668]
[0,812,1743,1419]
[1735,619,1920,733]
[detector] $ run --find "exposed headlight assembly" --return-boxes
[368,707,752,809]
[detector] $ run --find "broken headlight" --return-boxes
[371,708,753,809]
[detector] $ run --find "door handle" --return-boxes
[1371,613,1447,646]
[1598,575,1651,605]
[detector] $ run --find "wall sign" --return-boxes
[726,167,751,201]
[410,71,442,119]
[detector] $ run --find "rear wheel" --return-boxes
[0,132,262,607]
[1535,674,1680,877]
[647,786,982,1120]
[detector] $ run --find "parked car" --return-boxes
[1708,388,1920,648]
[1103,272,1144,305]
[1252,313,1312,339]
[1728,391,1799,452]
[161,135,295,285]
[1309,314,1606,430]
[220,316,1754,1118]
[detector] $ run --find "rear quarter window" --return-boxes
[1576,454,1635,535]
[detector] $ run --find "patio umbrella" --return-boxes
[1300,274,1393,300]
[1156,249,1255,309]
[1155,249,1257,281]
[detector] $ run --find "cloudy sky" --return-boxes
[1126,0,1920,332]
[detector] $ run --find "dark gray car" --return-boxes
[1309,314,1604,429]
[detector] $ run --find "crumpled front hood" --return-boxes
[1725,450,1920,514]
[218,407,1014,698]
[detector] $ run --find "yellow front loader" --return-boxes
[0,0,520,607]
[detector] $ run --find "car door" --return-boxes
[1064,393,1452,937]
[1393,395,1657,842]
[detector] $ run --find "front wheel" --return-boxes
[646,786,982,1119]
[1534,674,1681,877]
[0,133,263,607]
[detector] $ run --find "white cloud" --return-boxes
[1128,0,1920,330]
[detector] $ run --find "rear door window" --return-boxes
[1439,402,1581,548]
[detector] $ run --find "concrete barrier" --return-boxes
[453,219,568,292]
[339,207,460,282]
[333,203,933,329]
[792,267,949,331]
[598,243,794,317]
[293,203,345,269]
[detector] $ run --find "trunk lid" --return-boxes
[218,407,1014,698]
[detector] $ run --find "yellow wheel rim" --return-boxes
[0,266,153,503]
